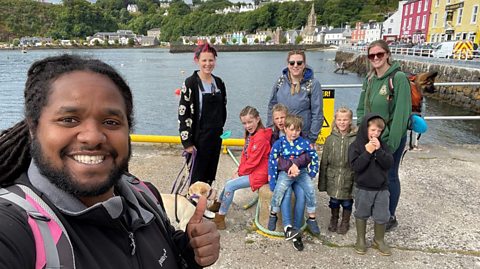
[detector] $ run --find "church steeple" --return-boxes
[307,4,316,28]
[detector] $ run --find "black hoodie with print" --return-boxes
[348,113,394,191]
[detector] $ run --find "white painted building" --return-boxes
[365,21,382,43]
[324,27,349,45]
[215,4,257,14]
[127,4,139,13]
[382,0,406,42]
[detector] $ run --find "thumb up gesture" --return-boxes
[186,195,220,266]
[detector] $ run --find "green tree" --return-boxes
[50,0,116,39]
[221,37,227,44]
[210,37,216,44]
[265,35,271,42]
[169,0,191,16]
[242,37,247,44]
[128,37,135,47]
[280,36,287,44]
[232,38,237,44]
[12,38,20,47]
[295,35,303,44]
[254,38,259,44]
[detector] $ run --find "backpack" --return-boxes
[0,174,188,269]
[387,69,428,151]
[387,69,423,113]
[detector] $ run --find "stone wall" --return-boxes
[335,51,480,113]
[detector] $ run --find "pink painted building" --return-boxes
[400,0,433,43]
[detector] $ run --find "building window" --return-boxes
[455,33,461,41]
[410,4,414,14]
[403,18,407,30]
[433,13,438,27]
[424,0,429,11]
[409,18,412,30]
[416,16,420,29]
[418,1,422,13]
[435,0,439,7]
[422,15,426,29]
[457,8,463,24]
[446,0,450,4]
[468,32,476,42]
[462,32,467,40]
[388,28,392,34]
[472,6,478,24]
[405,5,409,15]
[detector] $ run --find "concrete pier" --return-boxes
[129,143,480,268]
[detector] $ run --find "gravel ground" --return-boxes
[129,143,480,269]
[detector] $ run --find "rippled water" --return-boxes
[0,48,478,144]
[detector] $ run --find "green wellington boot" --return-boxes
[372,223,392,256]
[354,219,367,255]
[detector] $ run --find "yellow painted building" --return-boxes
[428,0,480,43]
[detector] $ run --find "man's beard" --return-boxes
[30,136,130,198]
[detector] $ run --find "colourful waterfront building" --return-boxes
[351,22,367,44]
[400,0,433,43]
[428,0,480,43]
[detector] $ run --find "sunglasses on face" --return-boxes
[367,52,386,60]
[288,60,304,66]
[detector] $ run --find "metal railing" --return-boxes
[340,45,480,61]
[323,81,480,121]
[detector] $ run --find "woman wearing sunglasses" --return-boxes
[356,39,412,233]
[178,42,227,186]
[266,50,323,250]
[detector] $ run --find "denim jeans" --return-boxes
[329,197,353,211]
[281,182,305,230]
[271,170,316,215]
[218,175,251,215]
[388,136,407,217]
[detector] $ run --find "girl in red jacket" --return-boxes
[213,106,272,229]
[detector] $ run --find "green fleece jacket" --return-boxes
[318,129,356,200]
[356,62,412,153]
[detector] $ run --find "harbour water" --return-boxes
[0,48,478,144]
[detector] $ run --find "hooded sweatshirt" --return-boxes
[356,61,412,153]
[267,66,323,143]
[348,113,394,191]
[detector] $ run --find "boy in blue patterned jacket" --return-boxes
[268,114,320,235]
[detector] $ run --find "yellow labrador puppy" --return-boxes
[161,182,217,231]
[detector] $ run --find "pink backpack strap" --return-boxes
[0,185,75,269]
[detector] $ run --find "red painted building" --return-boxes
[400,0,433,43]
[351,22,366,44]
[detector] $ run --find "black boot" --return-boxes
[337,209,351,235]
[328,208,340,232]
[386,216,398,232]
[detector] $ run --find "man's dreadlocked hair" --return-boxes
[0,54,134,185]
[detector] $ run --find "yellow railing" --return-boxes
[130,134,245,146]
